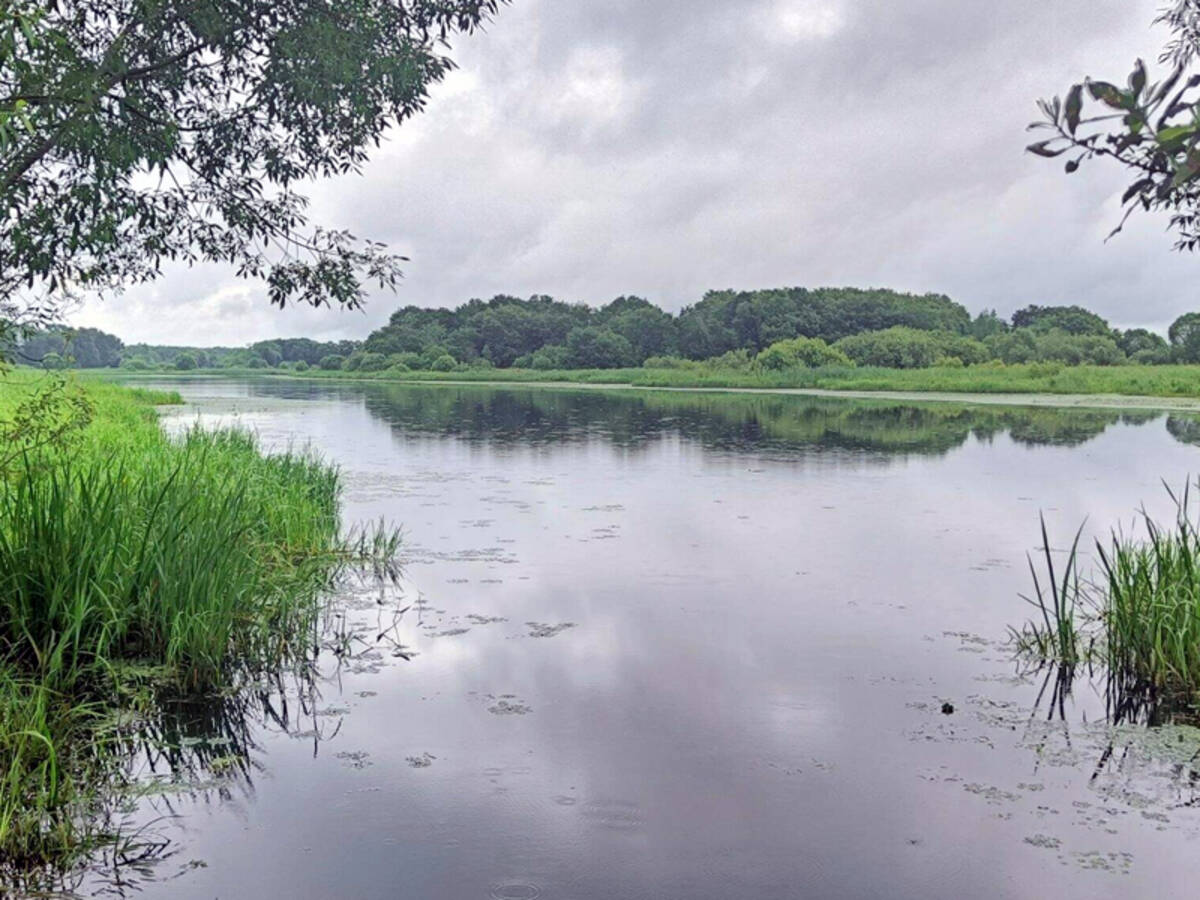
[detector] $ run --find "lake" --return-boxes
[81,378,1200,898]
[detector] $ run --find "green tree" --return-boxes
[1118,328,1170,360]
[1010,305,1113,337]
[1170,312,1200,362]
[565,327,636,369]
[0,0,507,329]
[1029,1,1200,250]
[969,309,1008,339]
[599,297,678,362]
[357,352,388,372]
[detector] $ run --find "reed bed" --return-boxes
[1015,483,1200,718]
[0,372,369,869]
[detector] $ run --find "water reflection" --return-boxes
[178,378,1187,456]
[62,379,1200,899]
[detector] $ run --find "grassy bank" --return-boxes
[0,372,359,873]
[93,362,1200,399]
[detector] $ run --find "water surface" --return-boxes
[89,379,1200,898]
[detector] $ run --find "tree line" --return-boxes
[15,289,1200,372]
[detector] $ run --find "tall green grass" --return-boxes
[0,372,373,870]
[1015,483,1200,721]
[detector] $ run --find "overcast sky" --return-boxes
[74,0,1193,346]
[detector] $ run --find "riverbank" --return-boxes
[0,372,353,876]
[92,362,1200,411]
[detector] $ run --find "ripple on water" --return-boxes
[489,882,541,900]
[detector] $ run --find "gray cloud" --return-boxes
[76,0,1192,344]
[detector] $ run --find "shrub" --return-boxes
[985,330,1039,364]
[564,327,636,369]
[1131,347,1172,365]
[389,352,423,370]
[529,345,570,370]
[318,354,344,371]
[430,354,457,372]
[387,361,411,373]
[293,360,309,372]
[706,348,755,370]
[1035,330,1125,366]
[419,345,453,369]
[927,331,989,365]
[357,352,389,372]
[342,353,364,371]
[756,336,850,370]
[642,355,699,370]
[174,353,198,371]
[834,327,942,368]
[245,356,268,369]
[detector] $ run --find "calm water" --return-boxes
[80,380,1200,898]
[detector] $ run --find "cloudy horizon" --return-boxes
[73,0,1192,347]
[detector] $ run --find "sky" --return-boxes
[74,0,1194,346]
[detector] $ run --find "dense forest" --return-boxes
[13,287,1200,372]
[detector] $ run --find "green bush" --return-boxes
[834,327,942,368]
[707,348,756,370]
[531,345,570,370]
[245,357,268,369]
[756,336,850,370]
[430,354,457,372]
[565,328,636,369]
[419,345,453,369]
[1131,347,1172,365]
[357,352,389,372]
[1035,330,1125,366]
[388,361,411,373]
[642,355,699,370]
[318,354,345,370]
[174,353,198,371]
[388,352,423,370]
[985,330,1039,364]
[342,353,364,371]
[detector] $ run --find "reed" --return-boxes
[1014,482,1200,719]
[0,372,381,868]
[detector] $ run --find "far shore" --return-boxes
[82,365,1200,412]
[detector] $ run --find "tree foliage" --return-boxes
[17,326,123,367]
[1029,1,1200,250]
[0,0,507,323]
[1010,305,1114,337]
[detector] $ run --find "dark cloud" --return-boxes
[78,0,1190,344]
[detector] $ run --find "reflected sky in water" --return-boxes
[95,380,1200,899]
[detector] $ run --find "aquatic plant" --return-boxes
[0,372,397,870]
[1095,484,1200,707]
[1011,516,1086,666]
[1014,482,1200,720]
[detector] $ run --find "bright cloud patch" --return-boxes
[765,0,846,41]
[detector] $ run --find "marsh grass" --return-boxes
[1014,482,1200,721]
[0,372,393,872]
[1011,516,1087,666]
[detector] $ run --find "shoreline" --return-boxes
[98,369,1200,413]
